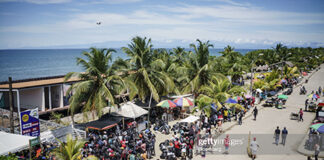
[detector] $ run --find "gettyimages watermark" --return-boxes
[198,137,244,146]
[194,134,316,155]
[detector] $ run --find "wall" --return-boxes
[20,88,43,111]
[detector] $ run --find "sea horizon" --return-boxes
[0,48,256,82]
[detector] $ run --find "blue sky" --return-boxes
[0,0,324,49]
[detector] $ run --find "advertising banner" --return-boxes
[20,108,40,137]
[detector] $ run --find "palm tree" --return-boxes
[65,47,124,121]
[283,66,300,79]
[171,46,188,65]
[122,36,175,102]
[192,95,213,117]
[199,75,246,104]
[253,69,281,91]
[218,45,247,82]
[220,45,242,62]
[52,134,85,160]
[182,39,215,94]
[273,43,288,62]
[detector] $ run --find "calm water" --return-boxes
[0,48,255,82]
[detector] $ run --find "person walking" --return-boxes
[253,107,258,120]
[299,108,304,122]
[305,99,309,111]
[274,126,280,145]
[281,127,288,146]
[224,109,228,122]
[318,86,322,96]
[250,137,259,160]
[238,112,243,125]
[315,143,320,160]
[224,134,230,154]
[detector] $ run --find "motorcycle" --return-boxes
[300,89,307,95]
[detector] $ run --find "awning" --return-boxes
[117,102,148,119]
[180,115,200,123]
[75,113,123,131]
[318,103,324,107]
[0,131,34,155]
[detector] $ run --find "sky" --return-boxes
[0,0,324,49]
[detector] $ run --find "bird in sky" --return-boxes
[96,22,101,25]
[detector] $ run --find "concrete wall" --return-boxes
[20,88,43,111]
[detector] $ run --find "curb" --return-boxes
[296,65,324,158]
[220,66,322,156]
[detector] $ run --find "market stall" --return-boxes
[0,131,34,155]
[180,115,200,123]
[75,113,123,131]
[116,102,148,131]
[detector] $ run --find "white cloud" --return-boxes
[0,0,71,4]
[214,0,251,7]
[1,1,324,48]
[88,0,142,4]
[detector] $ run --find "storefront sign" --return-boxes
[20,108,40,137]
[29,137,40,147]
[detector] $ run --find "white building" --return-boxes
[0,76,80,115]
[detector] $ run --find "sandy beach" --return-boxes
[152,64,324,160]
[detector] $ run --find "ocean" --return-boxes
[0,48,255,82]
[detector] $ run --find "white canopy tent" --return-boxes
[117,102,148,119]
[256,88,263,93]
[180,115,200,123]
[0,131,34,155]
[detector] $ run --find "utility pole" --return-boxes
[9,77,14,133]
[250,53,263,95]
[250,62,254,94]
[147,93,153,128]
[281,61,284,78]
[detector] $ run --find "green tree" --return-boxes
[199,75,246,104]
[122,36,176,102]
[52,134,85,160]
[182,39,215,94]
[219,45,247,82]
[65,48,124,121]
[283,66,300,79]
[192,95,213,117]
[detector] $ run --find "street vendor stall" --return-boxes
[0,131,34,155]
[117,102,148,131]
[76,113,123,131]
[180,115,199,123]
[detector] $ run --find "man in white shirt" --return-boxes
[250,137,260,160]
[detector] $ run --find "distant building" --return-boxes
[0,75,80,115]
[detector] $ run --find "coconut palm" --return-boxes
[218,45,248,82]
[52,134,85,160]
[283,66,300,79]
[65,48,124,121]
[182,39,215,94]
[199,74,246,105]
[192,95,213,117]
[122,36,175,102]
[253,69,281,91]
[171,47,188,65]
[220,45,242,62]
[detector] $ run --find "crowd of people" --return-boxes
[7,142,57,160]
[5,73,324,160]
[160,123,196,160]
[82,123,156,160]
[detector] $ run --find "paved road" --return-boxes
[193,65,324,160]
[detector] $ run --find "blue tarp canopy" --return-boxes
[225,98,238,104]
